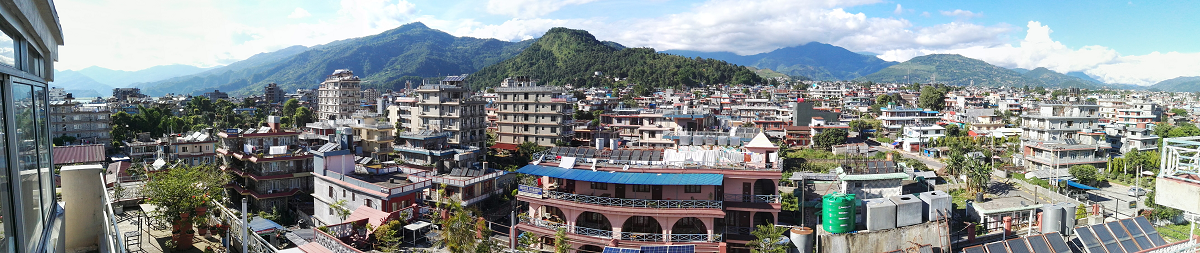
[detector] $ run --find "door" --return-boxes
[615,184,625,199]
[565,180,575,193]
[652,185,663,200]
[715,184,724,201]
[742,182,752,202]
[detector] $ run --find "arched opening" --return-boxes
[575,212,613,236]
[541,206,567,223]
[754,179,776,196]
[622,216,662,241]
[580,245,604,253]
[671,217,707,234]
[753,212,775,227]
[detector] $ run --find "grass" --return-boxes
[1156,223,1199,242]
[876,137,894,144]
[947,188,972,208]
[1013,173,1053,189]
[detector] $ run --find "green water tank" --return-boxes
[822,192,857,234]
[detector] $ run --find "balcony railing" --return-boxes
[215,201,279,253]
[723,194,781,203]
[533,151,779,171]
[670,233,720,242]
[536,188,723,209]
[521,217,613,239]
[102,174,127,253]
[621,232,664,242]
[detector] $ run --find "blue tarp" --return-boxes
[1054,179,1099,190]
[248,217,284,234]
[516,164,723,185]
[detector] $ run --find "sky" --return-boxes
[54,0,1200,86]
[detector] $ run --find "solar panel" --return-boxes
[1134,217,1168,246]
[1043,232,1071,253]
[1026,235,1052,253]
[650,150,662,161]
[985,241,1008,253]
[1007,238,1031,253]
[584,149,596,158]
[1090,224,1125,253]
[1123,218,1152,250]
[602,247,621,253]
[1075,227,1107,253]
[665,245,693,253]
[631,151,644,161]
[622,249,641,253]
[640,246,667,253]
[549,147,561,155]
[961,245,986,253]
[1107,222,1139,253]
[640,151,653,161]
[449,168,466,176]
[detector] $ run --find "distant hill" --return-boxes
[856,54,1042,87]
[465,27,763,89]
[77,65,212,88]
[134,45,310,96]
[137,22,535,96]
[1151,76,1200,92]
[1010,68,1031,74]
[662,42,896,81]
[1022,67,1103,88]
[49,70,115,97]
[1066,71,1105,84]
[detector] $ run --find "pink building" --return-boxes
[514,133,781,253]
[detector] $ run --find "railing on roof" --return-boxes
[314,228,365,253]
[532,151,779,171]
[324,170,386,193]
[723,194,781,203]
[389,179,431,196]
[495,86,566,92]
[214,201,279,253]
[670,233,720,242]
[621,231,664,242]
[416,84,465,90]
[101,172,126,253]
[520,217,613,239]
[538,188,722,209]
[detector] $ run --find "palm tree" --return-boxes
[748,224,789,253]
[330,199,352,221]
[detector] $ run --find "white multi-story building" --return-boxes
[317,69,361,121]
[494,76,575,148]
[413,75,488,148]
[1019,101,1110,171]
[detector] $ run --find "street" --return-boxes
[1087,182,1147,218]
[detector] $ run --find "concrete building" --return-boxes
[161,130,219,167]
[218,117,315,211]
[515,133,782,252]
[1019,100,1110,171]
[493,77,575,148]
[350,113,394,160]
[413,75,488,148]
[203,89,229,100]
[49,101,111,145]
[309,140,431,226]
[878,105,940,131]
[318,69,362,121]
[113,87,146,101]
[265,82,285,104]
[899,124,945,152]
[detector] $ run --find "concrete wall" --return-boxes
[817,220,951,253]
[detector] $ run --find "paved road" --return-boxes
[1087,182,1147,218]
[873,142,946,170]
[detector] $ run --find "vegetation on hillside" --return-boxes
[466,27,763,89]
[664,42,897,81]
[857,54,1043,87]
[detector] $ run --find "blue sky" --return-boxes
[54,0,1200,86]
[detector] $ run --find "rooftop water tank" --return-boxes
[822,192,857,234]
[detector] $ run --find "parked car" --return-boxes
[1127,187,1148,197]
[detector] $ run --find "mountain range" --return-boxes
[1149,76,1200,92]
[662,42,896,81]
[465,27,763,89]
[49,65,213,98]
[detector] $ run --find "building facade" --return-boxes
[1019,101,1110,171]
[265,82,285,104]
[412,75,487,148]
[218,117,315,211]
[318,69,362,121]
[494,77,575,148]
[49,101,111,145]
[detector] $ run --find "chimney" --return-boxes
[267,116,281,132]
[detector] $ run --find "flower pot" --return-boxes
[199,228,208,235]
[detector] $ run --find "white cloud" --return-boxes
[940,9,981,19]
[921,11,930,17]
[486,0,597,18]
[893,4,903,15]
[288,8,311,19]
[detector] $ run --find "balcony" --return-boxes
[524,185,722,209]
[62,165,127,253]
[723,194,781,203]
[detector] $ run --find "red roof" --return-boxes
[346,205,391,228]
[491,143,519,151]
[53,144,106,164]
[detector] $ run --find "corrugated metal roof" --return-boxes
[516,164,722,185]
[52,144,106,164]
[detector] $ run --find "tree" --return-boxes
[917,86,947,111]
[330,199,352,220]
[747,224,789,253]
[432,193,480,253]
[516,232,539,253]
[143,165,228,229]
[1069,165,1100,186]
[964,158,992,194]
[474,218,503,253]
[813,129,848,149]
[554,227,570,253]
[1169,108,1189,117]
[373,220,403,252]
[282,98,300,116]
[848,119,881,134]
[294,107,314,128]
[517,142,549,160]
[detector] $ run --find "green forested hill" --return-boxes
[138,22,533,96]
[856,54,1043,87]
[663,42,896,81]
[1151,76,1200,92]
[465,27,762,89]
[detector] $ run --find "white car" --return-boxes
[1127,187,1148,197]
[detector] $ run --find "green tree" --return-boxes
[373,220,404,252]
[554,227,570,253]
[917,86,947,111]
[432,195,480,253]
[748,224,789,253]
[813,129,848,149]
[282,98,300,116]
[517,232,539,253]
[1069,165,1099,186]
[964,158,992,194]
[517,142,549,160]
[330,199,352,220]
[142,165,229,229]
[294,107,314,128]
[1169,108,1189,117]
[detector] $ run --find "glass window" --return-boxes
[0,78,12,253]
[0,31,13,67]
[685,185,702,193]
[13,82,44,252]
[632,185,650,192]
[34,85,52,219]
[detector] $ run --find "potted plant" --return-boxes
[204,246,215,253]
[111,183,126,214]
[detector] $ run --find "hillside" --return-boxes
[78,65,212,88]
[466,27,762,89]
[138,22,534,96]
[135,45,310,96]
[662,42,896,80]
[49,70,116,97]
[856,54,1042,87]
[1022,67,1102,88]
[1151,76,1200,92]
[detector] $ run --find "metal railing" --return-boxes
[670,233,719,242]
[725,226,753,235]
[539,188,722,209]
[723,194,781,203]
[102,173,126,253]
[533,151,779,171]
[215,201,279,253]
[314,228,364,253]
[620,232,664,242]
[520,217,613,239]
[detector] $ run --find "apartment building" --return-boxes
[494,77,575,148]
[350,113,394,160]
[386,97,418,132]
[113,87,146,101]
[602,108,715,149]
[49,101,111,145]
[160,130,219,166]
[1019,101,1110,171]
[317,69,362,121]
[265,82,285,104]
[310,140,430,226]
[878,105,941,131]
[413,75,488,148]
[203,89,229,100]
[514,132,782,252]
[899,124,945,152]
[218,117,315,211]
[1114,102,1162,126]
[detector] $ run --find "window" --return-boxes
[352,193,356,201]
[633,185,651,192]
[685,185,702,193]
[0,30,13,67]
[365,199,372,208]
[343,189,346,197]
[551,105,557,110]
[524,93,529,99]
[590,182,607,190]
[523,104,529,110]
[329,186,334,198]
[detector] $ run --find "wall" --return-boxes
[313,177,383,225]
[818,220,950,253]
[841,179,902,199]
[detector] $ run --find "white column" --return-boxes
[63,165,105,250]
